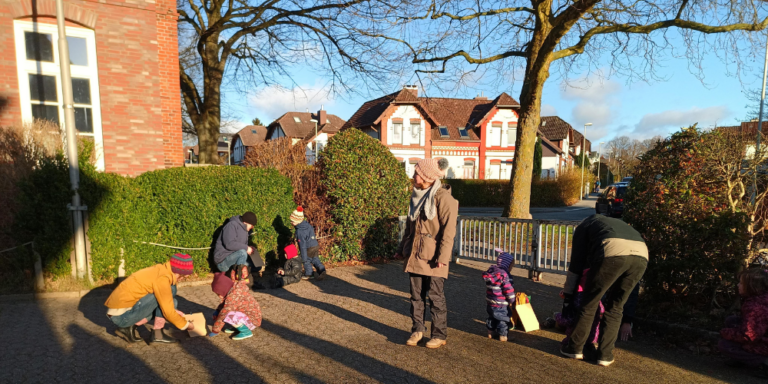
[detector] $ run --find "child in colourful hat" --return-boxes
[209,264,262,340]
[290,206,326,280]
[483,249,516,341]
[271,244,304,289]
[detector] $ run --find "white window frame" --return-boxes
[13,20,105,171]
[392,122,403,144]
[490,124,502,147]
[507,123,517,146]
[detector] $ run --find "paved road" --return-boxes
[460,194,599,221]
[0,261,756,384]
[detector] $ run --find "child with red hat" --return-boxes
[271,244,304,289]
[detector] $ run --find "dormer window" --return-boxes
[458,127,469,138]
[293,116,301,123]
[326,119,330,124]
[438,126,449,138]
[251,129,257,134]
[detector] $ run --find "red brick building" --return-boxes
[0,0,182,175]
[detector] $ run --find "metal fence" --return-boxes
[398,216,582,277]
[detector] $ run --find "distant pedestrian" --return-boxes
[209,264,262,340]
[719,269,768,376]
[212,212,259,273]
[290,206,326,280]
[395,158,458,349]
[483,250,516,342]
[559,214,648,367]
[271,244,304,289]
[105,254,196,343]
[594,180,601,193]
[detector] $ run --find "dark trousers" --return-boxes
[302,246,325,277]
[565,256,647,361]
[719,316,767,368]
[486,304,513,337]
[409,274,447,340]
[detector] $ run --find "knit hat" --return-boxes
[241,212,258,226]
[284,244,298,259]
[415,158,449,183]
[211,272,234,296]
[290,206,305,225]
[496,250,515,271]
[170,253,194,275]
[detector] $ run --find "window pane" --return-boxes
[67,36,88,66]
[411,123,420,138]
[508,129,517,144]
[28,74,58,102]
[31,104,59,125]
[72,78,91,105]
[393,123,402,141]
[74,107,93,133]
[25,32,54,62]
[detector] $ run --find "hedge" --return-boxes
[444,168,591,208]
[320,129,410,261]
[14,161,295,281]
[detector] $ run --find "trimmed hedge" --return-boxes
[14,162,295,280]
[320,129,410,260]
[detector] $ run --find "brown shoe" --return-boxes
[406,332,423,346]
[426,338,447,349]
[499,336,508,342]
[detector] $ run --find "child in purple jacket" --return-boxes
[483,250,516,341]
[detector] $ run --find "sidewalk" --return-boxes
[0,261,757,383]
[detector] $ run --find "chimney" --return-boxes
[404,84,418,97]
[474,91,487,100]
[318,105,327,125]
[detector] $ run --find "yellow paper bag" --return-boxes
[511,292,540,332]
[184,312,207,337]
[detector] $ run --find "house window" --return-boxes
[293,116,302,123]
[507,122,517,145]
[14,21,105,171]
[463,160,475,179]
[438,126,449,138]
[491,123,502,146]
[393,122,403,143]
[410,122,420,139]
[458,127,469,138]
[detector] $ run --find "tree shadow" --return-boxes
[268,215,293,268]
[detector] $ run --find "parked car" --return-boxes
[595,184,627,217]
[621,176,633,183]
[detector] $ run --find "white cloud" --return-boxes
[560,76,622,141]
[632,106,732,139]
[249,82,336,121]
[541,104,557,116]
[220,120,249,134]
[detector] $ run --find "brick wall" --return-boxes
[0,0,183,176]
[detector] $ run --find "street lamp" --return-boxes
[309,119,318,164]
[580,123,592,200]
[752,33,768,206]
[597,141,605,192]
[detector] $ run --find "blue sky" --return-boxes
[221,42,762,146]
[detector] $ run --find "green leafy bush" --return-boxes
[14,164,294,281]
[320,129,410,261]
[624,127,751,316]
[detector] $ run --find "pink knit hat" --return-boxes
[415,158,449,182]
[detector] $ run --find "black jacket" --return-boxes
[281,257,303,285]
[565,214,648,293]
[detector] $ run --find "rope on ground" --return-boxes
[132,240,211,250]
[0,242,33,255]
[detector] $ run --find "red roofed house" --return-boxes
[265,107,346,164]
[341,86,521,179]
[231,125,267,165]
[0,0,182,175]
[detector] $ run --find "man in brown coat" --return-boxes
[395,158,458,349]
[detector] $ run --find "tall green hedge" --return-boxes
[14,162,295,280]
[320,129,410,260]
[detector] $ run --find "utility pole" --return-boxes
[597,141,604,191]
[580,123,592,200]
[310,119,318,164]
[57,0,87,279]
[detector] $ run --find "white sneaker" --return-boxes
[597,359,614,367]
[560,348,584,360]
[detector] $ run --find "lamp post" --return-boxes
[752,33,768,206]
[580,123,592,200]
[310,119,318,164]
[597,141,605,192]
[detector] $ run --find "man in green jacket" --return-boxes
[395,158,458,350]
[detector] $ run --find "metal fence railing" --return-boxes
[397,216,582,278]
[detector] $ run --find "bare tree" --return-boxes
[178,0,402,163]
[373,0,768,218]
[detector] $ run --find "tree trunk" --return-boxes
[196,35,224,164]
[502,62,552,218]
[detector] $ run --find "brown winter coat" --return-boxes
[398,185,459,279]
